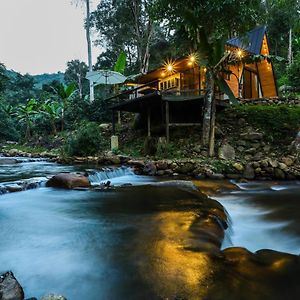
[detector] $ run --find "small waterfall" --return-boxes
[88,167,135,185]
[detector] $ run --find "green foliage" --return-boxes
[114,51,126,74]
[231,105,300,141]
[0,63,8,93]
[33,72,64,89]
[64,60,88,98]
[64,122,105,156]
[0,103,19,141]
[288,52,300,89]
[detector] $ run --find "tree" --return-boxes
[153,0,263,155]
[0,63,8,93]
[73,0,94,102]
[41,100,62,135]
[91,0,163,74]
[64,60,88,99]
[54,83,77,131]
[15,98,38,141]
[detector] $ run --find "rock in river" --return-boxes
[46,173,91,189]
[0,271,24,300]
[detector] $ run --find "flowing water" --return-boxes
[0,159,300,299]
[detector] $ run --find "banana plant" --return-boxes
[41,100,62,135]
[15,98,38,141]
[54,83,77,131]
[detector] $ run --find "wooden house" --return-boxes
[109,26,277,139]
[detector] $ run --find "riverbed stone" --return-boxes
[240,131,263,140]
[274,168,286,179]
[0,271,24,300]
[232,162,244,172]
[243,164,255,179]
[0,158,18,165]
[218,144,235,160]
[46,173,91,189]
[5,184,23,193]
[281,157,294,167]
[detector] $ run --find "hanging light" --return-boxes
[163,59,176,75]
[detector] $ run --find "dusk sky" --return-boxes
[0,0,101,75]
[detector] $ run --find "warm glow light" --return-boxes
[161,72,166,77]
[188,61,193,66]
[163,58,177,75]
[167,64,173,72]
[190,55,195,62]
[237,49,243,58]
[203,67,207,72]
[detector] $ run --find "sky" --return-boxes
[0,0,101,75]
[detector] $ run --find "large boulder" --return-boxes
[0,271,24,300]
[0,158,18,165]
[46,173,90,189]
[218,144,235,160]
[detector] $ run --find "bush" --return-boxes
[288,52,300,89]
[64,122,105,156]
[232,105,300,142]
[0,105,19,141]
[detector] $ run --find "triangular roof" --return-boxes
[226,26,266,55]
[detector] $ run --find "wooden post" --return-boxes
[112,110,116,135]
[165,101,170,143]
[147,106,151,137]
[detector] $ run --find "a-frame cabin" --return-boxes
[225,26,278,99]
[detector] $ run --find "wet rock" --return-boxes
[40,295,67,300]
[0,271,24,300]
[240,131,263,140]
[268,159,278,168]
[274,168,285,179]
[143,162,157,176]
[46,173,90,189]
[127,160,145,168]
[0,158,18,165]
[208,173,225,180]
[156,160,168,170]
[281,157,294,167]
[232,163,244,172]
[175,162,195,174]
[253,152,263,161]
[218,144,235,160]
[6,184,23,193]
[243,164,255,179]
[278,162,288,171]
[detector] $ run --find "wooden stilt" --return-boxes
[112,110,116,135]
[147,106,151,137]
[165,101,169,143]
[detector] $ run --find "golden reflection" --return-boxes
[136,211,213,299]
[193,180,237,196]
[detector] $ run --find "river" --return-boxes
[0,158,300,299]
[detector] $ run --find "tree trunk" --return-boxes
[202,69,214,147]
[77,73,83,99]
[61,108,64,132]
[208,96,216,157]
[288,28,293,66]
[85,0,94,102]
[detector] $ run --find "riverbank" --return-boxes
[1,104,300,181]
[1,147,300,181]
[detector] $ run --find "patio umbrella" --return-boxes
[86,70,127,86]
